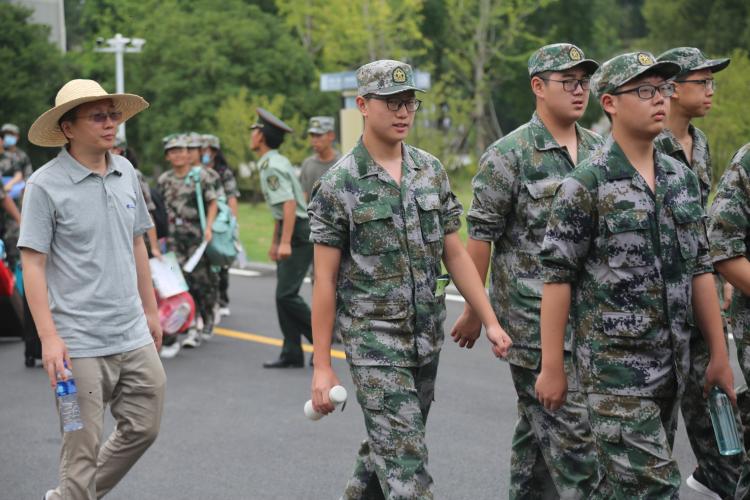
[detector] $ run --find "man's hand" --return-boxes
[311,366,341,415]
[485,324,512,358]
[450,307,483,348]
[204,227,213,243]
[146,312,163,351]
[150,246,163,260]
[535,368,568,411]
[41,334,71,388]
[277,242,292,260]
[722,282,734,312]
[705,357,736,405]
[268,243,279,262]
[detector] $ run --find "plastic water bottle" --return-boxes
[304,385,348,421]
[708,386,742,455]
[56,368,84,432]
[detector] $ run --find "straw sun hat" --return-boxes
[28,79,149,147]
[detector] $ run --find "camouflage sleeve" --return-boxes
[308,174,348,249]
[135,170,156,211]
[467,146,515,242]
[439,162,462,235]
[201,169,219,203]
[21,152,32,179]
[540,176,596,283]
[708,157,750,264]
[221,168,240,198]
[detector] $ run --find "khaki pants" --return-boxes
[48,343,166,500]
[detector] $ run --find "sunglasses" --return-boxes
[77,111,123,123]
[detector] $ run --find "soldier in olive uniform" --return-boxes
[251,108,314,368]
[654,47,745,499]
[536,52,735,498]
[157,134,219,353]
[451,43,607,499]
[709,144,750,500]
[308,60,512,499]
[202,133,240,316]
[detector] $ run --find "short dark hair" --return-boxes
[58,106,79,129]
[261,128,284,149]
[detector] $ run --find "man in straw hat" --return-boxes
[19,79,166,500]
[536,52,735,497]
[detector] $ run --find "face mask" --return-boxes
[3,135,17,147]
[201,152,211,165]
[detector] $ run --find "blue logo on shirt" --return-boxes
[126,203,136,209]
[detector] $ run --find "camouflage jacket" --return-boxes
[213,164,240,199]
[134,169,156,212]
[709,143,750,342]
[654,125,712,208]
[541,136,712,397]
[0,148,32,178]
[467,112,603,368]
[157,166,219,251]
[308,138,462,367]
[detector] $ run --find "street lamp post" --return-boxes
[94,33,145,143]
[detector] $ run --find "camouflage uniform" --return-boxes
[308,59,459,499]
[157,156,220,331]
[469,113,605,499]
[0,147,31,267]
[708,143,750,499]
[655,47,744,499]
[540,52,706,498]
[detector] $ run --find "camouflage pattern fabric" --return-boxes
[541,135,711,397]
[657,126,745,497]
[307,116,335,134]
[468,112,603,368]
[527,43,598,77]
[343,357,438,499]
[0,147,32,178]
[654,125,712,208]
[134,169,156,212]
[308,138,462,368]
[213,164,240,199]
[356,60,424,96]
[587,394,681,499]
[157,167,219,326]
[708,143,750,499]
[657,46,730,78]
[509,359,609,499]
[591,51,680,98]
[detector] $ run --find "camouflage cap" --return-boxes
[202,134,221,149]
[163,133,187,151]
[307,116,335,135]
[528,43,599,77]
[657,47,730,78]
[1,123,19,135]
[591,51,681,98]
[185,131,203,148]
[356,59,424,96]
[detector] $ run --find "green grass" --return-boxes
[236,173,473,264]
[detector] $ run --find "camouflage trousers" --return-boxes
[681,326,745,498]
[587,394,680,499]
[733,340,750,500]
[509,358,608,500]
[170,236,218,328]
[342,356,439,500]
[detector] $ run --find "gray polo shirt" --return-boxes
[18,148,154,357]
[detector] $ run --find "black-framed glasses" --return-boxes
[78,111,123,123]
[369,95,422,112]
[675,78,716,92]
[538,77,591,92]
[611,82,675,100]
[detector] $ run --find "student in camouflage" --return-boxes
[308,59,512,499]
[0,123,32,268]
[157,134,219,352]
[251,108,314,368]
[709,143,750,500]
[450,42,607,499]
[654,47,744,499]
[202,133,240,315]
[536,51,736,499]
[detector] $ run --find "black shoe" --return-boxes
[263,358,304,368]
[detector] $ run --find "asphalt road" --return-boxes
[0,264,737,499]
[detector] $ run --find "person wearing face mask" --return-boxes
[201,134,239,317]
[0,123,32,270]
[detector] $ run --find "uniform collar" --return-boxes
[529,112,597,152]
[602,135,678,182]
[59,148,121,184]
[258,149,279,168]
[354,138,419,180]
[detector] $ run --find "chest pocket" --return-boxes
[352,202,400,256]
[672,203,704,260]
[605,209,655,268]
[523,178,561,230]
[415,193,443,243]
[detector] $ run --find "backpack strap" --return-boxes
[188,167,207,234]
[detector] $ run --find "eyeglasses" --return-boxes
[611,82,675,100]
[369,96,422,112]
[539,77,591,92]
[675,78,716,91]
[77,111,123,123]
